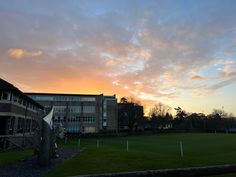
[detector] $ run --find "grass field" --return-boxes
[45,133,236,177]
[0,149,33,166]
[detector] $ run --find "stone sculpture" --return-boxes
[35,108,65,166]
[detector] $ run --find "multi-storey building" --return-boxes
[26,93,118,133]
[0,78,44,149]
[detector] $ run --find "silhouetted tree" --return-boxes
[175,107,187,121]
[186,113,206,129]
[120,97,128,104]
[149,103,172,129]
[173,107,188,129]
[205,109,236,130]
[212,109,227,118]
[118,97,144,131]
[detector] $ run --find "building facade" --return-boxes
[0,79,44,136]
[26,93,118,133]
[0,79,44,150]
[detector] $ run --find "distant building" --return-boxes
[0,78,44,149]
[26,93,118,133]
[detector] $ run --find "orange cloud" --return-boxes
[7,48,42,59]
[105,59,117,66]
[139,49,151,58]
[191,92,204,97]
[134,81,144,90]
[190,75,204,81]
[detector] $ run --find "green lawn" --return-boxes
[0,149,33,166]
[45,133,236,177]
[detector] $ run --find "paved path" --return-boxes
[0,147,79,177]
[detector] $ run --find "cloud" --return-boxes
[191,92,204,97]
[0,0,236,115]
[190,75,205,81]
[7,48,42,59]
[210,77,236,90]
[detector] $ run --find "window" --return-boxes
[17,118,23,133]
[103,112,107,117]
[69,106,81,113]
[36,96,53,101]
[79,116,95,124]
[83,106,95,113]
[2,92,11,101]
[13,95,18,102]
[54,106,66,113]
[26,119,30,132]
[18,97,23,104]
[81,97,96,102]
[23,100,27,106]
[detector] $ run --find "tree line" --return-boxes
[118,97,236,132]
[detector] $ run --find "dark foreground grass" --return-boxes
[0,149,33,166]
[207,173,236,177]
[46,133,236,177]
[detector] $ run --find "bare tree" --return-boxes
[212,109,228,118]
[149,102,171,117]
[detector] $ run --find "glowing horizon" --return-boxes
[0,0,236,116]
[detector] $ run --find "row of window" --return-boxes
[79,117,96,123]
[17,118,33,132]
[56,126,96,133]
[54,106,96,113]
[6,117,36,134]
[33,95,96,102]
[0,91,38,110]
[53,116,96,123]
[66,127,80,133]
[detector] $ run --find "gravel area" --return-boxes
[0,147,79,177]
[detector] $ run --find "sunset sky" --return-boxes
[0,0,236,115]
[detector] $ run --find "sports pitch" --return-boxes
[46,133,236,177]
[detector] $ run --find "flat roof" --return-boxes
[25,92,116,97]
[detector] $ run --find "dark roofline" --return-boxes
[0,78,19,92]
[25,92,116,97]
[0,78,44,109]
